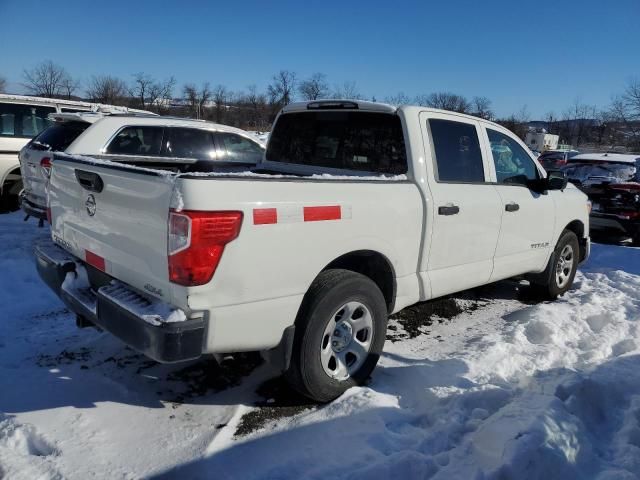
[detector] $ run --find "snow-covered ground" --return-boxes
[1,210,640,479]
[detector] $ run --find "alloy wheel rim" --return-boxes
[555,244,574,289]
[320,301,373,381]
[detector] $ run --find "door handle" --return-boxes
[75,169,104,193]
[505,203,520,212]
[438,205,460,216]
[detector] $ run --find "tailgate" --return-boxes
[49,154,177,304]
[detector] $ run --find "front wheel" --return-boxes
[285,269,388,403]
[531,229,579,299]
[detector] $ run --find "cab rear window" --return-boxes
[29,121,90,151]
[266,111,407,174]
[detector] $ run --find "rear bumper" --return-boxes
[590,213,639,237]
[20,191,47,219]
[34,242,206,363]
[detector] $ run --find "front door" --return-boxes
[483,127,555,280]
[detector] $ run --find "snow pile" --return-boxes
[164,244,640,479]
[1,208,640,479]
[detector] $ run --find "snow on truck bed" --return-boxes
[1,210,640,479]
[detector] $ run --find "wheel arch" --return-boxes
[321,250,396,314]
[1,166,22,195]
[563,219,587,261]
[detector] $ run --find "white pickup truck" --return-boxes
[35,100,590,402]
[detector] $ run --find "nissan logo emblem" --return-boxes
[85,194,96,216]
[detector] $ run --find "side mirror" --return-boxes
[546,170,568,191]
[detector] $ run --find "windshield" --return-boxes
[563,161,639,185]
[266,111,407,174]
[29,121,90,152]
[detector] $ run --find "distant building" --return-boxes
[525,128,559,151]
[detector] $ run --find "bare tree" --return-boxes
[609,78,640,148]
[130,72,175,112]
[183,82,211,119]
[242,84,268,130]
[268,70,297,108]
[22,60,71,97]
[415,92,470,113]
[212,84,229,123]
[497,105,531,140]
[86,75,128,105]
[562,98,597,147]
[471,96,493,120]
[332,81,362,100]
[544,111,556,134]
[0,76,6,93]
[298,73,329,100]
[60,75,81,99]
[384,92,411,106]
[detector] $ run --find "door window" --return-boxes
[217,133,264,164]
[428,119,485,183]
[487,129,539,184]
[166,128,216,159]
[0,103,55,138]
[105,126,164,155]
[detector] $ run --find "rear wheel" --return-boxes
[285,269,388,402]
[531,230,579,299]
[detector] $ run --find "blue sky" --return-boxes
[1,0,637,118]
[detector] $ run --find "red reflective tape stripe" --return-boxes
[85,250,105,271]
[253,208,278,225]
[303,205,341,222]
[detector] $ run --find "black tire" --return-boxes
[531,229,580,299]
[285,269,388,403]
[0,180,22,213]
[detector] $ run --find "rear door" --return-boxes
[420,112,503,298]
[49,157,176,303]
[482,127,555,280]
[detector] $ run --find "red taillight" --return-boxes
[168,210,243,286]
[611,183,640,192]
[616,211,640,220]
[40,157,52,179]
[46,207,52,224]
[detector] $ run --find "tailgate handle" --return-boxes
[75,170,104,193]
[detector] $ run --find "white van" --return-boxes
[0,94,150,211]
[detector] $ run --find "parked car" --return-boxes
[20,113,266,220]
[35,100,590,402]
[538,149,580,171]
[0,94,150,212]
[562,153,640,243]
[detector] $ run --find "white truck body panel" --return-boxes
[45,102,590,355]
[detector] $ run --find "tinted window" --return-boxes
[0,102,55,138]
[217,133,264,164]
[429,119,484,182]
[267,111,407,174]
[60,108,92,113]
[106,126,163,156]
[29,122,89,151]
[487,129,539,184]
[166,128,215,159]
